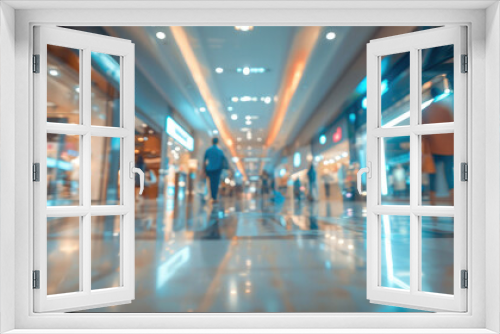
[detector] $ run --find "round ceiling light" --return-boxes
[326,32,336,40]
[49,69,59,77]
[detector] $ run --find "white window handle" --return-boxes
[357,162,372,194]
[129,161,145,195]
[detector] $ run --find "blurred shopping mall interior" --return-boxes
[46,26,455,312]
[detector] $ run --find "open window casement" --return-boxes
[33,26,140,312]
[360,26,467,312]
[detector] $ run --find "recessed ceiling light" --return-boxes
[237,137,242,142]
[199,107,206,112]
[245,120,252,125]
[215,67,224,74]
[156,31,166,40]
[237,67,266,75]
[235,26,254,32]
[231,114,238,120]
[142,123,147,128]
[326,32,336,40]
[213,130,218,134]
[231,97,239,102]
[49,69,59,76]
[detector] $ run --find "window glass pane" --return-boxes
[381,52,410,127]
[47,133,80,206]
[381,136,410,205]
[421,216,454,295]
[47,45,80,124]
[91,52,120,127]
[421,45,454,124]
[47,217,80,294]
[91,137,121,205]
[91,215,121,290]
[421,134,454,206]
[380,215,410,290]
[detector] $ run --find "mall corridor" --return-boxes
[44,26,456,313]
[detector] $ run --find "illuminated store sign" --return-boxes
[293,152,301,167]
[332,127,342,143]
[166,117,194,151]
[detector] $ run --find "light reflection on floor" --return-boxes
[46,193,454,312]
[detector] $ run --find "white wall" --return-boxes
[0,2,16,333]
[485,2,500,333]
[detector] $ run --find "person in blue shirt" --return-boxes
[203,137,227,202]
[307,163,318,201]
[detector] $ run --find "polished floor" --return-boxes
[47,188,454,312]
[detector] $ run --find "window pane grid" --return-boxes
[375,47,457,298]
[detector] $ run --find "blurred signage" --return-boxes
[293,152,301,167]
[333,127,342,143]
[166,117,194,151]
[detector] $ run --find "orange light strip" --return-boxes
[170,27,246,178]
[265,27,322,148]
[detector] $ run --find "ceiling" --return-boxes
[170,26,379,175]
[75,26,381,177]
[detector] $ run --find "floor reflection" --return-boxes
[45,192,454,312]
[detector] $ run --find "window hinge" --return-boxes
[461,54,468,73]
[33,163,40,182]
[33,270,40,289]
[461,162,468,181]
[461,270,468,289]
[33,54,40,73]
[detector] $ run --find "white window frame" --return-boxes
[33,26,136,313]
[1,1,499,333]
[365,26,467,312]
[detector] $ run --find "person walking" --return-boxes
[307,163,318,201]
[422,87,454,205]
[203,137,228,203]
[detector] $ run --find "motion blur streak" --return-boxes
[266,27,321,148]
[170,26,246,177]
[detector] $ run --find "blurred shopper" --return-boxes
[203,137,228,203]
[307,163,318,201]
[261,170,270,197]
[293,176,302,201]
[392,164,407,198]
[321,172,333,199]
[422,87,454,205]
